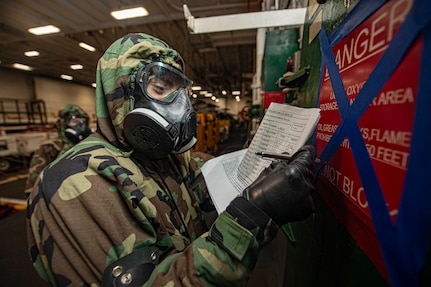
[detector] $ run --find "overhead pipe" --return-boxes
[183,4,306,34]
[167,0,262,12]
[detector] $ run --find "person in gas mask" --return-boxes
[26,33,316,287]
[25,104,91,194]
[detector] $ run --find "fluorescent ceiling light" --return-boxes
[70,64,83,70]
[24,50,40,57]
[79,42,96,52]
[111,7,149,20]
[205,93,213,98]
[192,86,202,91]
[61,74,73,80]
[232,90,241,95]
[28,25,60,35]
[13,63,33,71]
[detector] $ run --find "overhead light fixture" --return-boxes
[111,7,149,20]
[24,50,40,57]
[13,63,33,71]
[61,74,73,81]
[79,42,96,52]
[192,86,202,91]
[205,93,213,98]
[232,91,241,95]
[70,64,83,70]
[28,25,60,35]
[92,83,97,88]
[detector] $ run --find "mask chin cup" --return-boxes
[173,137,197,154]
[123,108,178,159]
[65,128,84,144]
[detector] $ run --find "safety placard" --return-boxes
[315,0,420,277]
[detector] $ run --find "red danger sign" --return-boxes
[316,0,421,277]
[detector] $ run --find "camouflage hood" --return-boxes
[95,33,185,152]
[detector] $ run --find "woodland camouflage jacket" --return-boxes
[26,33,278,287]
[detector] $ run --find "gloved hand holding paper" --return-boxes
[201,102,321,213]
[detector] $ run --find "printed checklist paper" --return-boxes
[202,102,321,214]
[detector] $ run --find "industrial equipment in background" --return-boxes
[0,98,55,172]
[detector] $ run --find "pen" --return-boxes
[255,151,327,164]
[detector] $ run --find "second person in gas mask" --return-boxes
[25,104,91,194]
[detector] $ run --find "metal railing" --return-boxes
[0,98,47,126]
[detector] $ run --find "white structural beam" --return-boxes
[183,4,306,34]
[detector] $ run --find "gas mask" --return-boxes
[123,62,198,159]
[64,116,92,144]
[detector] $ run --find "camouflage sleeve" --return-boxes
[25,142,61,192]
[142,153,278,286]
[188,151,218,229]
[144,197,278,286]
[189,151,214,206]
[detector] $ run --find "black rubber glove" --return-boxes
[242,145,316,226]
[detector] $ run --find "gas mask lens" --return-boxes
[140,62,191,102]
[67,116,87,127]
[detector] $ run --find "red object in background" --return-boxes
[263,91,285,108]
[315,0,420,279]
